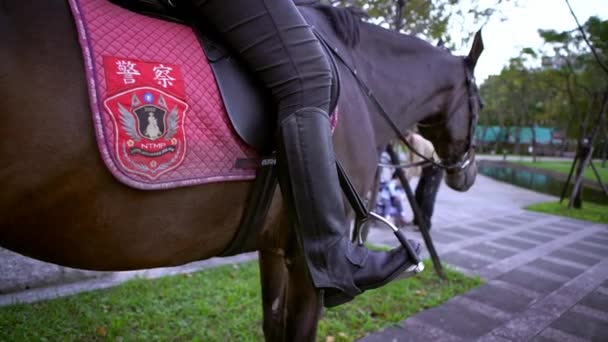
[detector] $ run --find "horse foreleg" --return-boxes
[258,218,322,341]
[283,248,323,342]
[259,247,289,341]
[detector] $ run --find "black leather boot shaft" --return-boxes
[277,108,360,297]
[277,107,421,306]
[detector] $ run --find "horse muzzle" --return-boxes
[444,154,477,192]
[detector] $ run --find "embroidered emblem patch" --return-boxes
[103,57,188,179]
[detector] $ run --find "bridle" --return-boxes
[413,62,481,174]
[337,54,480,174]
[323,33,480,259]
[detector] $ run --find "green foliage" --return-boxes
[538,29,570,44]
[0,260,481,341]
[479,16,608,147]
[586,16,608,53]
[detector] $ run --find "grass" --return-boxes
[514,160,608,183]
[527,201,608,224]
[0,260,480,341]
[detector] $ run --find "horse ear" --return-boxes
[437,39,445,48]
[465,30,484,69]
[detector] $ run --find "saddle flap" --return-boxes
[209,54,277,153]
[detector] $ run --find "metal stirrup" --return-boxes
[336,160,424,272]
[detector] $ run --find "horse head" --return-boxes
[417,30,484,192]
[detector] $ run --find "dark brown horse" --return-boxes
[0,2,483,340]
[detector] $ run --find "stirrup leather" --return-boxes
[336,161,424,273]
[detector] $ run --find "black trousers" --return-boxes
[189,0,332,120]
[189,0,357,293]
[414,165,444,229]
[185,0,419,303]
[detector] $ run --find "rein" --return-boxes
[325,41,478,174]
[377,159,431,170]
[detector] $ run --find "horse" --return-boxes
[0,1,483,340]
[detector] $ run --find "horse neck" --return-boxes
[350,23,463,147]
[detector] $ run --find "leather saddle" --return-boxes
[109,0,340,154]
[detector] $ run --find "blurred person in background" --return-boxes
[404,132,444,230]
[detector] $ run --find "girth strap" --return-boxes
[219,157,278,257]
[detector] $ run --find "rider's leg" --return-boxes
[188,0,419,306]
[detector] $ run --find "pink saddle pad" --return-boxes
[68,0,258,190]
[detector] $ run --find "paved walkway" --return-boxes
[362,175,608,341]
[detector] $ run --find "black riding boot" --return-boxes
[277,107,421,307]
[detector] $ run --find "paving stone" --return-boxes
[452,296,512,320]
[498,269,565,295]
[492,218,524,227]
[514,231,555,243]
[534,327,588,342]
[579,290,608,314]
[550,311,608,341]
[526,259,585,279]
[479,335,514,342]
[533,227,571,236]
[505,214,531,222]
[552,222,585,231]
[492,237,537,250]
[549,250,601,267]
[567,242,608,258]
[395,318,462,342]
[464,243,518,259]
[429,231,464,244]
[599,287,608,298]
[571,305,608,323]
[464,283,533,314]
[443,227,485,238]
[519,266,571,284]
[519,210,544,216]
[489,279,543,300]
[442,251,493,270]
[558,217,591,226]
[582,235,608,246]
[414,300,503,339]
[360,326,409,342]
[530,336,558,342]
[470,222,505,232]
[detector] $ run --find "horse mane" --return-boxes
[300,2,445,56]
[296,0,458,76]
[298,1,366,47]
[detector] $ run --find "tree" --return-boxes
[560,1,608,208]
[478,15,608,164]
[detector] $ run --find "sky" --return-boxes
[454,0,608,84]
